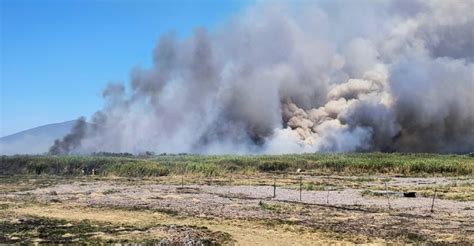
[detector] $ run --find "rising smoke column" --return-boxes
[49,117,87,155]
[50,0,474,155]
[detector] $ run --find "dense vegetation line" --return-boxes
[1,153,473,177]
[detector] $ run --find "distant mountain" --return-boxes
[0,120,79,155]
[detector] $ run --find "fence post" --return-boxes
[431,189,437,213]
[181,175,184,188]
[273,177,276,198]
[299,176,303,201]
[326,187,330,204]
[384,182,391,210]
[326,175,330,204]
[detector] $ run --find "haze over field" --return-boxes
[30,0,474,154]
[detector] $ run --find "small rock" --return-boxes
[62,233,75,238]
[62,223,74,227]
[50,198,61,203]
[403,192,416,198]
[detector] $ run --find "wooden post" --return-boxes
[326,175,330,204]
[431,189,437,213]
[181,175,184,188]
[273,177,276,198]
[326,187,330,204]
[299,177,302,201]
[385,182,391,210]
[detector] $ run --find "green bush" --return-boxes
[185,163,221,176]
[104,162,169,177]
[258,161,290,172]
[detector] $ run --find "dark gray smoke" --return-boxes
[49,117,86,155]
[51,0,474,155]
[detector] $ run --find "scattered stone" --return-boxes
[9,236,20,241]
[403,192,416,198]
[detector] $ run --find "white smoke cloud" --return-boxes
[51,0,474,155]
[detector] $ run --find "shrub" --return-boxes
[258,161,290,172]
[104,162,169,177]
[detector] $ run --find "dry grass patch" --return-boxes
[9,203,355,245]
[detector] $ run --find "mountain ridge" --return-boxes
[0,120,80,155]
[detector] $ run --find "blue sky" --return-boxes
[0,0,253,137]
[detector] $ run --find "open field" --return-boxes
[1,153,473,244]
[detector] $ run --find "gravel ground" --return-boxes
[14,177,473,216]
[4,176,473,244]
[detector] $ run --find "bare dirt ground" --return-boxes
[1,175,473,245]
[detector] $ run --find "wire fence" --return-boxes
[172,173,439,213]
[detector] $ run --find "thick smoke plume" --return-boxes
[49,117,86,155]
[50,0,474,155]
